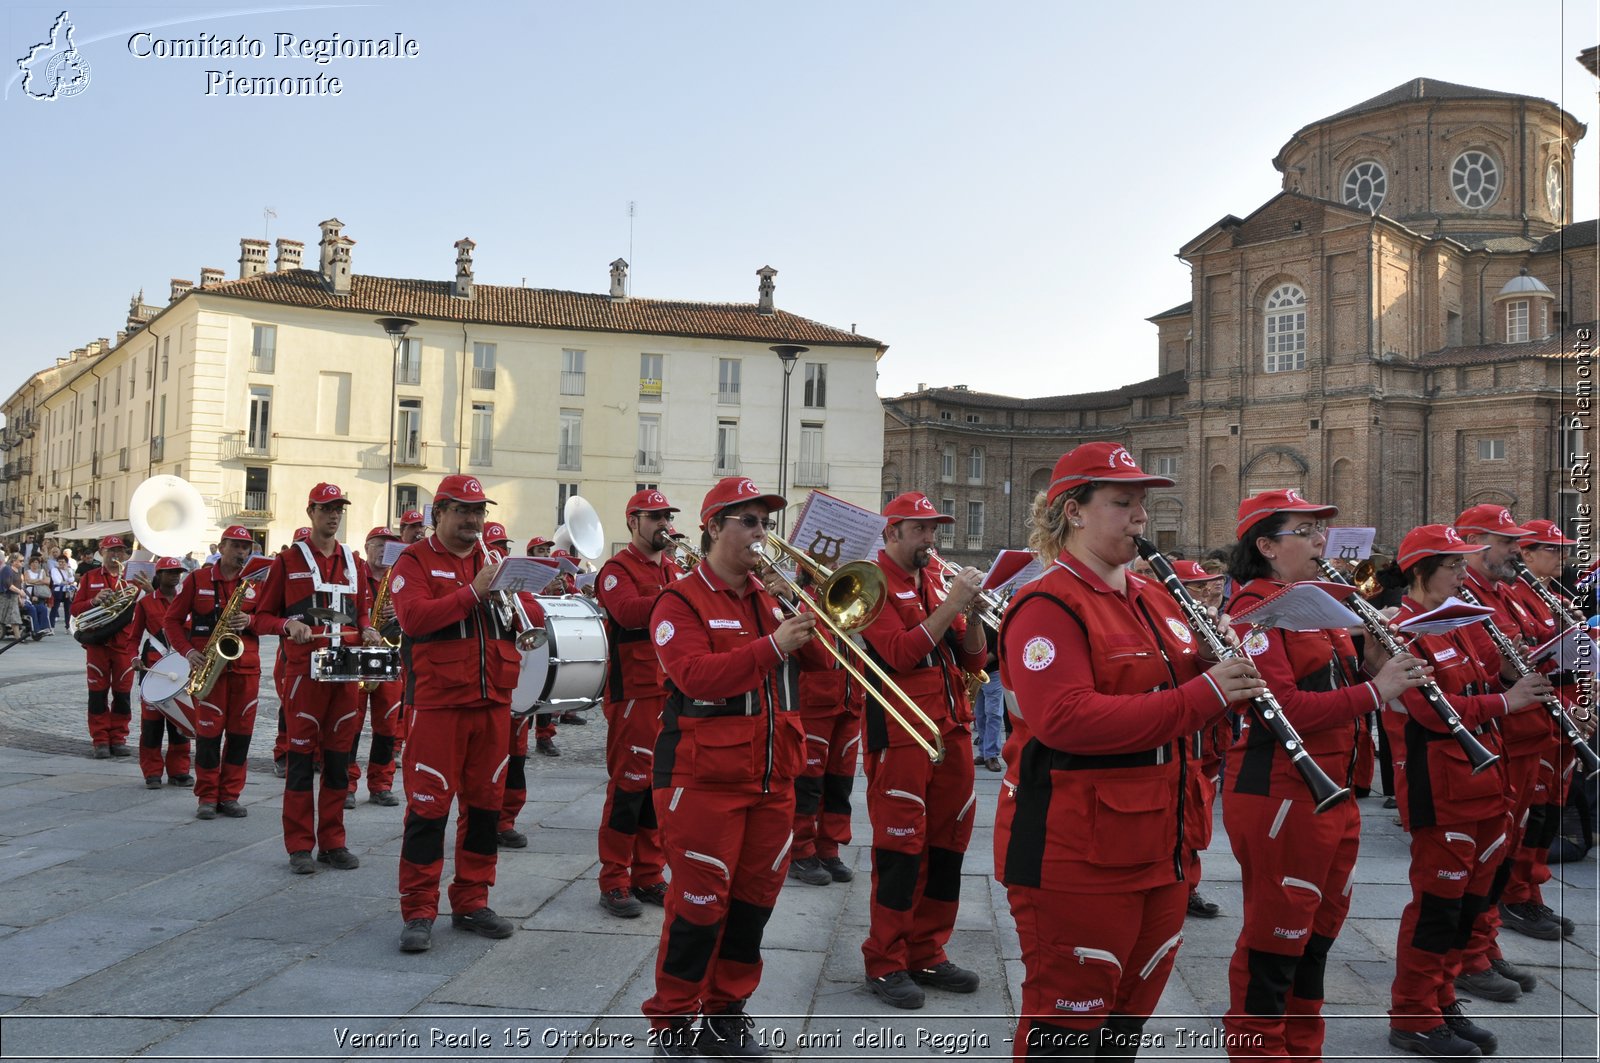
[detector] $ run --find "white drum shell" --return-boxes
[511,596,608,717]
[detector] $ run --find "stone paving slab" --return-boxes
[0,912,201,997]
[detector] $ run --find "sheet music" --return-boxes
[790,490,888,569]
[575,572,597,592]
[487,557,561,593]
[1232,583,1360,632]
[982,549,1042,592]
[122,560,156,583]
[381,539,407,567]
[1396,596,1497,636]
[1529,625,1593,671]
[1323,526,1377,561]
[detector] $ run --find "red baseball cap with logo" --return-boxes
[483,521,512,545]
[98,534,127,551]
[1174,560,1224,583]
[526,535,552,553]
[1454,504,1534,538]
[1520,519,1578,547]
[220,525,255,543]
[365,526,400,543]
[307,482,350,507]
[882,491,954,525]
[1047,442,1174,503]
[1398,524,1489,572]
[434,474,495,506]
[1236,489,1338,540]
[155,556,185,572]
[398,510,425,527]
[292,526,311,543]
[700,477,786,526]
[626,488,678,515]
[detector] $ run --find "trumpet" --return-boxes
[666,535,703,574]
[752,534,947,764]
[928,549,1011,633]
[476,537,548,652]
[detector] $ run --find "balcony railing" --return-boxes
[90,454,101,477]
[560,371,585,395]
[794,461,829,488]
[220,431,277,462]
[118,448,129,472]
[714,456,741,476]
[717,385,740,404]
[557,444,582,471]
[395,439,427,468]
[965,536,984,552]
[18,457,32,477]
[150,436,165,462]
[472,367,497,390]
[242,490,273,517]
[635,451,662,474]
[396,361,421,386]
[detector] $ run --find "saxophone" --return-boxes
[187,576,252,700]
[359,568,397,692]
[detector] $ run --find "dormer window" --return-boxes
[1506,300,1529,344]
[1342,161,1387,213]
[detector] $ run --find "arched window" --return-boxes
[1264,284,1307,373]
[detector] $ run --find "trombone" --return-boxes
[751,534,947,764]
[928,548,1010,632]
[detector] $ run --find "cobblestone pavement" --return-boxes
[0,628,1595,1061]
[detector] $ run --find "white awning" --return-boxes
[0,519,57,539]
[58,519,134,542]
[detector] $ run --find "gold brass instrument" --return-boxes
[478,537,549,652]
[928,548,1009,633]
[752,534,947,764]
[667,535,703,574]
[187,570,259,700]
[1352,559,1382,599]
[360,567,399,692]
[72,577,143,645]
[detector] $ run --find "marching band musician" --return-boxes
[994,442,1263,1060]
[73,534,138,759]
[1169,560,1231,922]
[389,475,520,953]
[857,491,986,1011]
[271,525,313,778]
[1219,491,1430,1061]
[346,525,405,809]
[483,520,535,849]
[1383,525,1551,1060]
[398,509,427,545]
[642,476,829,1059]
[163,526,264,820]
[253,484,377,874]
[134,557,192,790]
[593,489,680,919]
[529,537,568,758]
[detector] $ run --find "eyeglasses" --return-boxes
[1438,559,1468,571]
[1273,522,1327,539]
[449,504,488,517]
[1524,544,1563,553]
[724,514,777,532]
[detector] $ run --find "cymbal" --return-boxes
[302,607,354,626]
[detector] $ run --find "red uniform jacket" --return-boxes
[650,561,831,794]
[995,557,1226,892]
[797,584,865,717]
[163,562,265,674]
[252,541,370,674]
[598,544,679,701]
[389,534,518,709]
[1226,578,1381,800]
[1385,595,1511,831]
[1463,567,1552,753]
[71,566,140,653]
[133,590,176,669]
[859,548,986,752]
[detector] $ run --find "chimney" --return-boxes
[238,238,268,279]
[318,217,345,283]
[169,278,194,303]
[756,265,777,316]
[453,237,476,299]
[200,266,225,288]
[116,330,128,346]
[275,238,303,272]
[609,258,629,301]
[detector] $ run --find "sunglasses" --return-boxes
[723,514,777,532]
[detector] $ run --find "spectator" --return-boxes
[21,555,53,637]
[48,548,74,627]
[75,548,100,579]
[0,554,23,640]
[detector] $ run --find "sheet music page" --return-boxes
[122,560,156,583]
[790,490,888,569]
[381,540,407,567]
[1323,526,1377,561]
[982,549,1041,592]
[1396,596,1497,635]
[488,557,561,593]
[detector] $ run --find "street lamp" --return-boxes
[769,344,809,532]
[376,317,419,527]
[70,491,82,529]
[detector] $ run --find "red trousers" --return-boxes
[1222,792,1360,1061]
[139,699,191,781]
[1390,816,1510,1033]
[281,671,360,854]
[192,670,259,805]
[1005,880,1186,1059]
[642,784,793,1026]
[597,696,666,892]
[1501,749,1571,907]
[1460,749,1537,973]
[793,708,861,861]
[499,714,531,832]
[85,643,134,746]
[399,704,510,920]
[861,731,976,979]
[348,679,404,794]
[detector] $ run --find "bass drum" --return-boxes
[511,596,609,718]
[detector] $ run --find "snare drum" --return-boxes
[511,596,609,717]
[140,651,199,737]
[311,646,401,683]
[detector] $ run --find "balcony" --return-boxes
[395,440,428,469]
[560,371,585,395]
[794,461,829,488]
[90,454,101,476]
[557,444,582,471]
[717,385,740,405]
[965,537,984,552]
[17,457,32,477]
[117,448,129,472]
[150,436,165,462]
[714,456,741,476]
[217,493,274,524]
[472,367,497,390]
[635,451,662,475]
[220,430,277,462]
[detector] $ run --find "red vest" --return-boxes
[164,563,264,674]
[134,591,175,668]
[597,544,679,701]
[1463,568,1552,752]
[389,535,518,709]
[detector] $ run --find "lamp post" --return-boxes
[769,344,809,533]
[376,317,419,528]
[70,491,82,530]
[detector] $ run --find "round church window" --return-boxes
[1342,161,1387,213]
[1546,161,1563,214]
[1451,151,1500,209]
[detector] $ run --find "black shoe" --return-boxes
[652,1020,701,1059]
[399,918,433,953]
[984,756,1004,772]
[787,857,832,886]
[317,847,360,870]
[497,827,528,848]
[701,1007,770,1060]
[288,850,316,874]
[1488,956,1536,993]
[167,774,193,786]
[109,744,132,758]
[559,711,587,725]
[272,757,287,778]
[93,744,111,760]
[910,959,979,993]
[1531,902,1576,937]
[343,792,356,810]
[1388,1024,1482,1059]
[600,887,644,918]
[369,789,400,807]
[1383,796,1398,809]
[867,970,925,1009]
[820,855,853,882]
[536,737,561,757]
[451,907,514,938]
[1498,901,1562,941]
[144,776,162,790]
[1441,1002,1498,1055]
[632,882,669,907]
[1186,891,1221,918]
[1453,966,1521,1003]
[216,800,248,818]
[195,803,218,820]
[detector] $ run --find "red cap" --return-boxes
[882,491,954,525]
[155,556,185,572]
[525,535,552,552]
[1454,504,1535,539]
[483,521,511,545]
[292,527,311,543]
[434,474,495,506]
[98,534,127,550]
[1046,442,1174,503]
[1521,519,1578,547]
[699,476,786,526]
[308,482,350,506]
[626,488,678,515]
[1398,524,1489,571]
[220,525,255,543]
[364,526,400,543]
[398,510,425,526]
[1174,560,1224,583]
[1236,489,1338,540]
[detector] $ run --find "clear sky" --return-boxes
[2,0,1595,416]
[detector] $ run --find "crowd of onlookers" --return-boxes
[0,539,96,643]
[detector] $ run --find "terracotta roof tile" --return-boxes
[891,371,1187,412]
[1414,322,1596,367]
[1535,220,1598,252]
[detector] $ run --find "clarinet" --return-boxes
[1315,560,1500,774]
[1134,537,1349,812]
[1457,587,1600,779]
[1511,557,1586,629]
